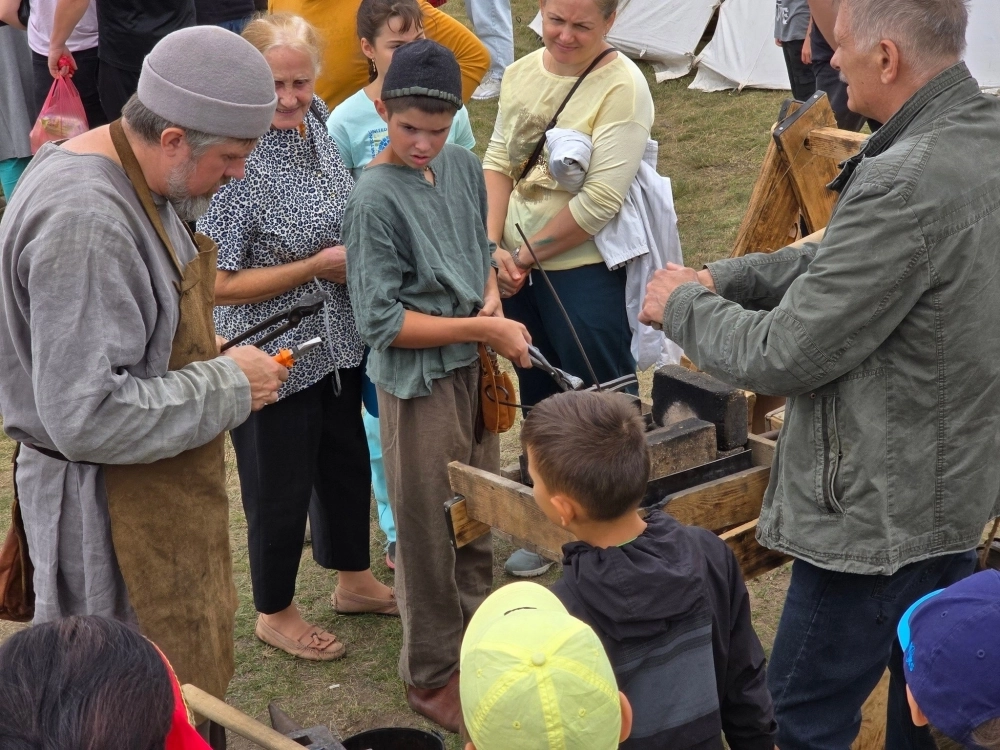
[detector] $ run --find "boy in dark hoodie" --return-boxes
[520,390,776,750]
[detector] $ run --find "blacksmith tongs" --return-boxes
[527,344,638,394]
[220,291,328,352]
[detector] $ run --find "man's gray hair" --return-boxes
[121,95,256,158]
[841,0,968,69]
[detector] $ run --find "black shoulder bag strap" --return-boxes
[516,46,617,183]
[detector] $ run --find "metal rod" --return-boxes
[514,224,602,390]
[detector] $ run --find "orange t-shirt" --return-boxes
[268,0,489,108]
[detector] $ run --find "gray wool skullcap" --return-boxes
[137,26,277,140]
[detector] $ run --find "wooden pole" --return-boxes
[181,684,306,750]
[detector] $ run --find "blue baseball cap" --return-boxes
[896,569,1000,746]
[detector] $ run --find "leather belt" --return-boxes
[22,442,98,466]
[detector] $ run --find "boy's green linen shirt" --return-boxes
[344,143,494,399]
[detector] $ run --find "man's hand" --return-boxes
[493,248,527,299]
[482,317,532,367]
[312,246,347,284]
[801,33,813,64]
[639,263,716,329]
[47,46,76,78]
[224,345,289,411]
[216,335,227,353]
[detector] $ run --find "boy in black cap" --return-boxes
[343,39,532,734]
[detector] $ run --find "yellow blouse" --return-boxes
[483,49,654,271]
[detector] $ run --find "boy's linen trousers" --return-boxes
[377,362,498,688]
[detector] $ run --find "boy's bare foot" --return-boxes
[406,671,462,733]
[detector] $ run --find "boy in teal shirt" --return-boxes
[328,0,477,569]
[344,40,531,733]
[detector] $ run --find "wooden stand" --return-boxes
[445,433,789,582]
[731,92,866,258]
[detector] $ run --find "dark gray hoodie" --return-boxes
[552,510,776,750]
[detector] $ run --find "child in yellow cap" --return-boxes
[460,581,633,749]
[520,390,776,750]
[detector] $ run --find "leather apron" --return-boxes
[103,120,237,701]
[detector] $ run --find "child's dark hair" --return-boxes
[384,95,459,117]
[357,0,424,82]
[520,391,649,520]
[0,615,173,749]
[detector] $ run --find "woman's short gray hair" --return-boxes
[121,94,256,158]
[841,0,968,69]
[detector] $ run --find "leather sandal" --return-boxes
[254,615,346,661]
[331,586,399,616]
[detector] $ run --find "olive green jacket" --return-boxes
[663,64,1000,574]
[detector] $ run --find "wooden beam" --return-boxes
[720,520,792,580]
[447,462,575,560]
[747,433,776,468]
[660,466,770,532]
[805,126,867,163]
[773,92,840,233]
[731,134,800,257]
[444,497,492,549]
[646,418,718,480]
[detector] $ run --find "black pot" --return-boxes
[342,727,445,750]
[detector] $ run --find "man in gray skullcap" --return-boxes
[0,25,286,732]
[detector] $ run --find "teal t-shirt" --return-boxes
[327,88,476,179]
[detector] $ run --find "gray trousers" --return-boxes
[377,363,497,689]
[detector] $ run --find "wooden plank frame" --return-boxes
[733,96,865,260]
[730,99,803,258]
[446,435,784,580]
[772,91,841,233]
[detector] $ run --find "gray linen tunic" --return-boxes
[0,143,251,622]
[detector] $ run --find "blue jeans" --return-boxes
[465,0,513,78]
[768,551,977,750]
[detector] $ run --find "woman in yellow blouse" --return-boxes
[269,0,489,106]
[484,0,652,408]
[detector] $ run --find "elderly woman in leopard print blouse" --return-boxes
[198,13,397,663]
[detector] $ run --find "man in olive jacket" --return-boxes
[640,1,1000,748]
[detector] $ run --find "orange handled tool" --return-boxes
[273,337,323,368]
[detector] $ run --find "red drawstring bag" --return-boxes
[29,75,89,154]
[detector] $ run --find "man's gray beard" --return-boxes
[166,159,222,222]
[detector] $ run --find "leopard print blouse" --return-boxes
[199,96,364,400]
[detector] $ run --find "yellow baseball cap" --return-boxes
[460,582,622,750]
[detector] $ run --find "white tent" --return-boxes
[689,0,787,92]
[529,0,1000,93]
[966,0,1000,92]
[690,0,1000,92]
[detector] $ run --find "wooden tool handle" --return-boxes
[180,684,306,750]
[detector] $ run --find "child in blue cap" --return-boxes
[897,569,1000,749]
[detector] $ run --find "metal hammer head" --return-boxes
[268,702,344,750]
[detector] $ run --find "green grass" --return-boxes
[0,2,794,747]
